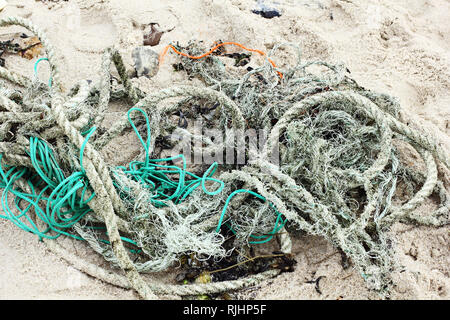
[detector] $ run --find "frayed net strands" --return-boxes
[0,17,448,299]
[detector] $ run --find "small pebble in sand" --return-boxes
[252,0,281,19]
[132,46,160,78]
[143,23,164,46]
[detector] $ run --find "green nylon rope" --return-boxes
[116,107,227,212]
[216,189,286,244]
[0,103,285,247]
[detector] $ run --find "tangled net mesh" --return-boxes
[0,17,448,299]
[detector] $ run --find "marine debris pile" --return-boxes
[0,17,448,299]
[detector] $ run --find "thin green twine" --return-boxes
[34,57,52,88]
[216,189,286,244]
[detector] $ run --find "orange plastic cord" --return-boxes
[159,41,283,78]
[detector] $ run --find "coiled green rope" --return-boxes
[117,107,225,211]
[0,104,283,246]
[0,137,91,240]
[0,135,140,249]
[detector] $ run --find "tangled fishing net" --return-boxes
[0,17,449,299]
